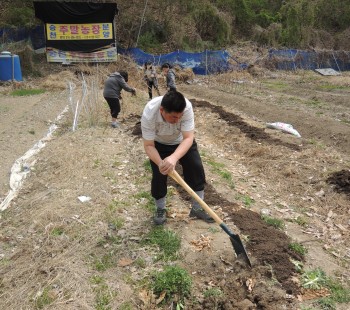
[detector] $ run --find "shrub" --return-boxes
[192,4,230,46]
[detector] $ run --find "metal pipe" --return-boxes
[12,54,14,81]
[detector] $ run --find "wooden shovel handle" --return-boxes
[169,170,223,224]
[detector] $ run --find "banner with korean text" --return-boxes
[46,47,117,63]
[46,23,113,41]
[33,1,118,63]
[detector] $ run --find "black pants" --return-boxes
[147,80,160,99]
[150,141,205,199]
[104,97,120,118]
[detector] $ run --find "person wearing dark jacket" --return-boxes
[103,71,136,128]
[161,63,176,91]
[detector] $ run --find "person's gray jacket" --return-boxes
[103,72,135,99]
[166,69,176,90]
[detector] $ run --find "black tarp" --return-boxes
[33,1,118,52]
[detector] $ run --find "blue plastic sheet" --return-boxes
[268,49,350,71]
[118,47,245,75]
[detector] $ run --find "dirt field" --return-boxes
[0,66,349,309]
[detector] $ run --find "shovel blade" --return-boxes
[220,222,251,267]
[230,235,252,267]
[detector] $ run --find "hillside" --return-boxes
[1,0,350,51]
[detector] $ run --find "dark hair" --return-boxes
[119,71,128,82]
[161,63,172,69]
[144,61,152,69]
[161,90,186,113]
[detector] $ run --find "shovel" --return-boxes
[169,170,252,267]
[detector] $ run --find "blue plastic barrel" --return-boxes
[0,51,23,81]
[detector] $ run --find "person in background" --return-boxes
[141,90,214,225]
[161,63,176,91]
[103,71,136,128]
[144,62,160,99]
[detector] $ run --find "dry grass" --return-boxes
[39,70,77,90]
[1,54,350,309]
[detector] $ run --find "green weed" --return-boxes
[340,119,350,124]
[110,217,124,230]
[90,275,104,285]
[262,215,285,230]
[0,258,10,266]
[301,271,350,310]
[143,160,152,172]
[92,253,115,271]
[238,195,255,207]
[294,216,308,227]
[301,268,328,290]
[262,81,289,90]
[102,171,115,181]
[94,283,114,310]
[90,276,114,309]
[28,129,35,135]
[104,202,126,228]
[200,150,207,157]
[289,242,307,256]
[93,159,102,168]
[134,257,147,269]
[203,287,223,298]
[305,98,323,107]
[119,301,133,310]
[11,89,46,96]
[205,159,235,188]
[134,191,154,212]
[97,235,121,247]
[325,277,350,303]
[0,106,10,113]
[95,292,111,309]
[142,227,181,261]
[318,84,350,91]
[290,259,304,273]
[208,227,220,233]
[151,265,192,303]
[111,160,122,168]
[316,298,335,310]
[51,227,64,236]
[307,138,326,149]
[34,287,55,309]
[107,199,123,213]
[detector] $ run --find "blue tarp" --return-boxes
[3,25,350,73]
[118,47,246,75]
[269,49,350,71]
[0,25,45,50]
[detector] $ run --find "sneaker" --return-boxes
[189,208,215,223]
[154,208,167,225]
[111,121,119,128]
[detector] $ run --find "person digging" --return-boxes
[141,90,214,225]
[103,71,136,128]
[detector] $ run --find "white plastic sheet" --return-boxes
[266,122,301,138]
[0,106,68,211]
